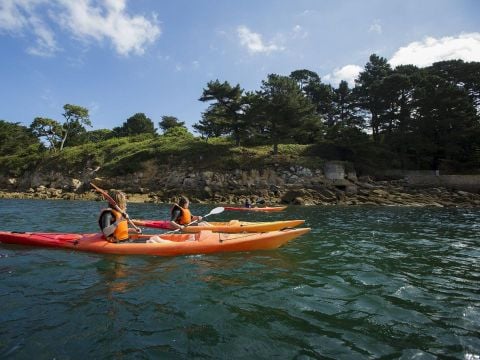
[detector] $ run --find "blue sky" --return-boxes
[1,0,479,132]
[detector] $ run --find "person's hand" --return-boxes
[198,216,203,222]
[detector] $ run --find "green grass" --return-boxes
[0,135,368,179]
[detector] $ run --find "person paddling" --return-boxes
[170,196,205,230]
[98,190,136,242]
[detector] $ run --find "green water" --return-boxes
[0,199,479,359]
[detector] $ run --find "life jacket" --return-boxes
[98,208,129,242]
[171,204,192,225]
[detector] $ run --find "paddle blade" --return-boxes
[207,207,224,216]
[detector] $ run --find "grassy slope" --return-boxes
[0,133,399,180]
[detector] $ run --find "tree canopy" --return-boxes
[113,113,156,137]
[159,116,186,133]
[60,104,91,150]
[1,120,40,155]
[1,56,478,173]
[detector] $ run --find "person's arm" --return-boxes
[170,209,184,230]
[100,211,117,237]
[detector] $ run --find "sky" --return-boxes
[0,0,479,132]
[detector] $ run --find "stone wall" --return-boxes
[406,175,480,192]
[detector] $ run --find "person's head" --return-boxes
[110,190,127,211]
[178,196,189,208]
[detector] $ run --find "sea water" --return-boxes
[0,199,479,359]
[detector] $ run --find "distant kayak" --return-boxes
[0,228,310,257]
[223,206,287,212]
[132,219,305,232]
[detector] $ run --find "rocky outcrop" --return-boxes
[0,161,479,207]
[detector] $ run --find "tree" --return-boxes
[30,117,63,151]
[332,80,363,128]
[198,80,247,146]
[290,69,321,91]
[60,104,91,150]
[113,113,156,137]
[354,54,392,142]
[1,120,41,155]
[412,73,480,170]
[378,65,420,167]
[159,116,185,133]
[193,110,228,140]
[252,74,320,154]
[429,60,480,114]
[290,69,335,125]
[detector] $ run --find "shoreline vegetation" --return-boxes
[1,58,479,208]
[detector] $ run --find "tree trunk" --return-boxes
[60,130,68,151]
[273,142,278,155]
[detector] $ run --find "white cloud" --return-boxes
[0,0,59,56]
[0,0,161,56]
[389,33,480,67]
[323,64,363,87]
[58,0,161,56]
[237,25,284,54]
[368,20,382,35]
[26,15,58,57]
[0,0,29,31]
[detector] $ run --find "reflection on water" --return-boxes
[0,199,479,358]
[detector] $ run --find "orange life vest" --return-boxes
[171,204,192,225]
[99,208,129,242]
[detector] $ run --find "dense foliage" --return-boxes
[1,55,479,175]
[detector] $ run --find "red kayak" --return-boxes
[0,228,310,257]
[223,206,287,212]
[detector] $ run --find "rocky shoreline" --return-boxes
[1,161,479,207]
[1,178,479,207]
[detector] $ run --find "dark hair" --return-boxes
[178,196,189,207]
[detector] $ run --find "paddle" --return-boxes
[90,183,142,234]
[166,206,225,233]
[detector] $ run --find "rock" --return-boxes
[71,179,82,192]
[372,189,389,197]
[345,184,358,195]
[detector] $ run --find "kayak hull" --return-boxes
[0,228,310,256]
[223,206,287,212]
[132,219,305,232]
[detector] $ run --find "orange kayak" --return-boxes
[223,206,287,212]
[0,228,310,257]
[132,219,305,233]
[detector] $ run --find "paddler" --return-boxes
[170,196,205,230]
[98,190,136,242]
